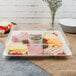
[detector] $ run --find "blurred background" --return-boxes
[0,0,76,25]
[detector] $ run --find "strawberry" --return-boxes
[0,26,4,30]
[43,39,47,43]
[26,52,28,55]
[25,40,29,44]
[4,27,9,32]
[22,40,29,44]
[62,52,66,55]
[58,52,66,55]
[58,53,62,55]
[15,52,18,55]
[53,32,58,36]
[11,53,15,55]
[18,53,23,55]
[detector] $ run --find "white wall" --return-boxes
[0,0,76,25]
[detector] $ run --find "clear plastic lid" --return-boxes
[11,24,70,46]
[5,28,72,56]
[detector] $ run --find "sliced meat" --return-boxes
[12,32,28,42]
[28,45,44,55]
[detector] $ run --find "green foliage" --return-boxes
[42,44,48,49]
[8,52,10,55]
[22,40,26,44]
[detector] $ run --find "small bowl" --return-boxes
[0,21,16,37]
[29,34,42,44]
[59,18,76,33]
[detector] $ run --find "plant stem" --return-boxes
[51,11,56,29]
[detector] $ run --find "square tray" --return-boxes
[3,30,72,56]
